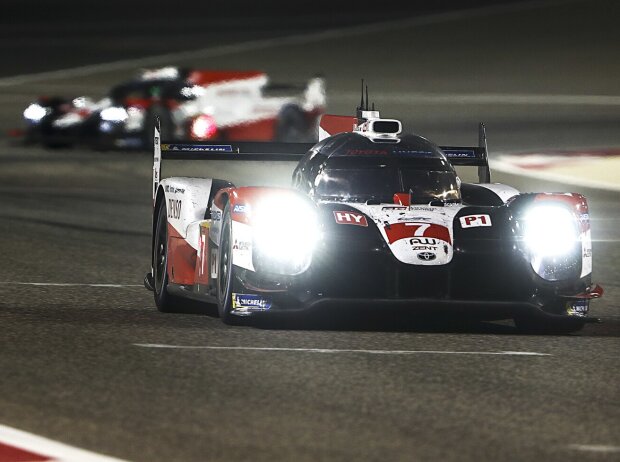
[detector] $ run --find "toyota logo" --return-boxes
[417,252,436,261]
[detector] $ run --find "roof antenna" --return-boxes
[365,85,369,111]
[372,102,375,111]
[357,79,366,125]
[359,79,365,110]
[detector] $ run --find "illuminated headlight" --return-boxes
[523,205,579,257]
[100,107,128,122]
[23,103,50,122]
[252,195,321,275]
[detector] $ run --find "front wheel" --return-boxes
[216,203,241,325]
[153,198,185,312]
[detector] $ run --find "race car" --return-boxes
[19,67,325,149]
[144,98,603,333]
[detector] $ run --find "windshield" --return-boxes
[401,169,460,203]
[314,167,461,203]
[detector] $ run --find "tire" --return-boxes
[514,314,586,335]
[275,105,310,142]
[153,199,185,312]
[216,203,239,325]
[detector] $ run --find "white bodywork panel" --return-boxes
[232,221,255,271]
[344,203,465,266]
[477,183,520,203]
[159,177,213,250]
[581,226,593,277]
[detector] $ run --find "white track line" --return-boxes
[134,344,550,356]
[0,424,127,462]
[0,282,142,288]
[0,0,575,87]
[567,444,620,453]
[490,158,620,192]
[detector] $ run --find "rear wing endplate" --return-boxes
[439,123,491,183]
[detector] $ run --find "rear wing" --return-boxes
[440,123,491,183]
[152,120,312,201]
[152,119,492,201]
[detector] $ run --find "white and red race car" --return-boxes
[20,67,326,149]
[145,99,602,333]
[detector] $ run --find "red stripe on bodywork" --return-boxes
[222,118,277,141]
[0,442,51,461]
[167,224,197,285]
[385,222,452,244]
[187,70,265,86]
[195,225,211,286]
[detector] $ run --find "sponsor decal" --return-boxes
[398,216,431,221]
[210,248,218,279]
[232,240,250,251]
[333,211,368,227]
[166,185,186,194]
[232,293,272,311]
[233,204,248,213]
[417,252,436,261]
[566,299,588,316]
[460,214,492,228]
[411,245,437,251]
[409,238,438,245]
[168,199,182,219]
[345,149,388,156]
[393,149,434,156]
[385,222,451,244]
[162,144,234,152]
[212,210,222,221]
[382,206,407,211]
[443,149,476,158]
[583,248,592,258]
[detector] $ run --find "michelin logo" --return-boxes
[232,293,272,311]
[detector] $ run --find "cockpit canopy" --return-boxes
[293,132,461,204]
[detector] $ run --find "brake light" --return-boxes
[190,115,218,140]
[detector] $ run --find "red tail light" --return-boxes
[190,115,218,140]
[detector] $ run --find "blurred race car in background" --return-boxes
[144,96,603,334]
[20,67,326,149]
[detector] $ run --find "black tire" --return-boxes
[275,105,310,142]
[153,199,185,312]
[514,314,586,335]
[216,203,240,325]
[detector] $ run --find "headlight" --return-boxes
[522,204,582,281]
[252,194,320,275]
[523,205,579,257]
[100,106,128,122]
[23,103,50,122]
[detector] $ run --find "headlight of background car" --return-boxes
[100,107,128,123]
[252,195,321,275]
[23,103,50,123]
[521,204,581,281]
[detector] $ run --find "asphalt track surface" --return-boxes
[0,1,619,461]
